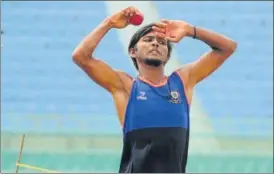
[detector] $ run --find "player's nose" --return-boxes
[151,40,159,48]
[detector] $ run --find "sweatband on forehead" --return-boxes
[128,23,156,52]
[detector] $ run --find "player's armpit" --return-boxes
[73,55,133,94]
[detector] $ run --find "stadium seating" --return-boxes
[1,1,128,134]
[1,1,272,135]
[154,1,273,136]
[1,1,273,173]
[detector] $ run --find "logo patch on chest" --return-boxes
[169,91,181,104]
[137,91,147,100]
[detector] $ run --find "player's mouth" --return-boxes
[149,49,161,55]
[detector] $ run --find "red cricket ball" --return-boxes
[129,13,144,26]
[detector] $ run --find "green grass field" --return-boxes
[1,133,273,173]
[2,151,273,173]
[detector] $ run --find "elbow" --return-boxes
[225,41,237,59]
[72,49,92,68]
[72,51,86,67]
[227,40,237,54]
[222,40,237,56]
[230,40,237,52]
[72,50,80,63]
[72,49,87,65]
[72,46,93,62]
[218,40,237,59]
[72,47,82,61]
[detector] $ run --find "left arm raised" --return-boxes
[179,26,237,85]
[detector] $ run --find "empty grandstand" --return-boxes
[1,1,273,172]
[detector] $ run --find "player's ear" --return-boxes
[129,47,137,57]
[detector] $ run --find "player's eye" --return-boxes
[159,40,165,45]
[144,37,153,42]
[158,39,166,45]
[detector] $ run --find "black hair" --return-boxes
[128,23,172,70]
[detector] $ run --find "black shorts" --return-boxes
[119,127,189,173]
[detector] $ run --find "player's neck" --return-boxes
[138,65,166,85]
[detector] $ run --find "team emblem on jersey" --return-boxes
[169,91,181,104]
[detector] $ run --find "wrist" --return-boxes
[102,17,114,29]
[185,24,196,38]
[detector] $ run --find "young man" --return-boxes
[72,6,237,173]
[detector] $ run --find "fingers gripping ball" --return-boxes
[129,13,144,26]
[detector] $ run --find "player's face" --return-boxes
[133,32,169,62]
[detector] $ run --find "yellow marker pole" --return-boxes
[16,163,60,173]
[15,134,25,173]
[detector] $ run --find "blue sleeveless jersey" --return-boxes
[119,72,190,173]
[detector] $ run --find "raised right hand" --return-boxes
[107,6,141,29]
